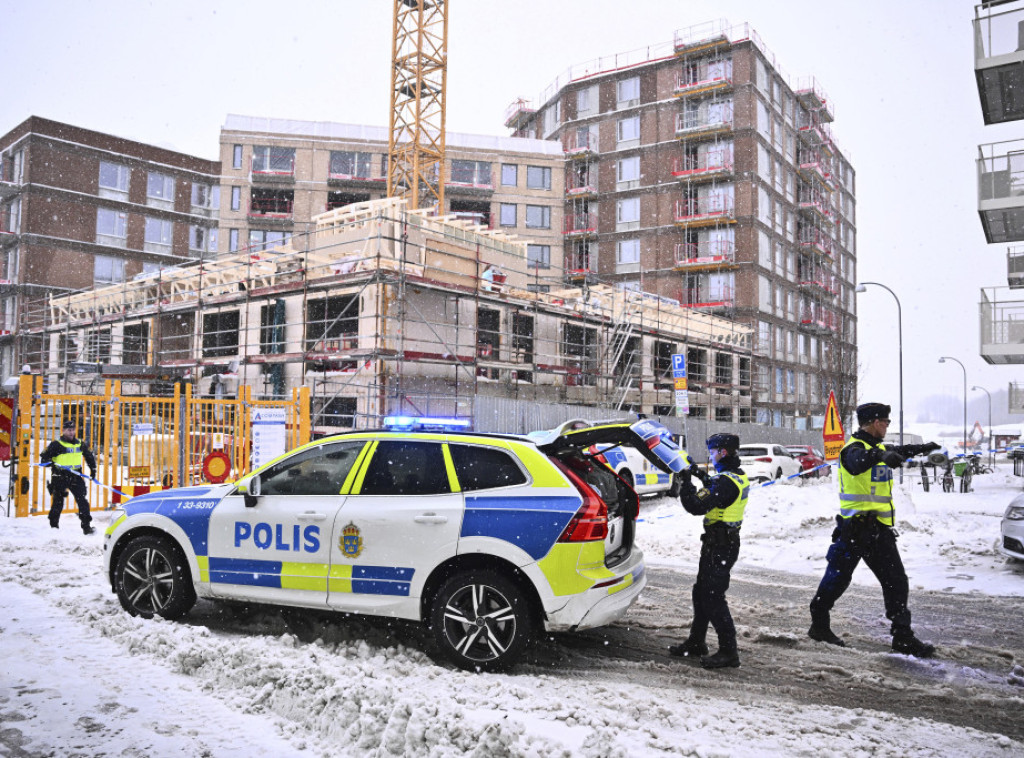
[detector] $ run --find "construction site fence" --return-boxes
[9,374,310,518]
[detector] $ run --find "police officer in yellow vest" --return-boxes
[40,419,97,534]
[809,402,940,657]
[669,433,749,669]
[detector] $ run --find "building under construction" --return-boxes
[24,198,752,434]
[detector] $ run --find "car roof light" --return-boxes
[382,416,472,432]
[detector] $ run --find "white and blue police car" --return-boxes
[103,416,688,671]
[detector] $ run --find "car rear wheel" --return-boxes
[114,535,196,620]
[430,570,533,672]
[775,467,783,480]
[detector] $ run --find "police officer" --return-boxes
[669,433,749,669]
[809,402,940,656]
[40,419,97,534]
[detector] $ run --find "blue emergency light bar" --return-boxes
[382,416,472,432]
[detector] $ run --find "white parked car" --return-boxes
[737,443,803,483]
[1000,494,1024,561]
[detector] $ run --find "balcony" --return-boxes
[798,227,834,258]
[564,213,597,237]
[797,189,835,224]
[504,98,536,131]
[674,196,735,227]
[671,150,733,183]
[673,68,733,98]
[251,156,295,183]
[797,269,838,297]
[798,304,838,334]
[566,178,598,198]
[673,240,736,269]
[680,285,734,311]
[981,286,1024,364]
[327,171,385,188]
[446,169,494,195]
[248,198,294,223]
[794,76,834,123]
[675,108,733,139]
[564,132,598,158]
[974,2,1024,124]
[796,149,833,186]
[978,139,1024,242]
[673,20,733,56]
[1010,245,1024,288]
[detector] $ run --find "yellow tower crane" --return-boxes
[387,0,449,213]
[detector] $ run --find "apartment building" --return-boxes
[0,116,221,380]
[504,21,858,428]
[217,115,565,286]
[974,0,1024,412]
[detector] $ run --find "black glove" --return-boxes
[689,464,712,487]
[881,450,905,468]
[923,442,941,454]
[89,469,97,479]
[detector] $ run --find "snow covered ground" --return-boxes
[1,461,1022,756]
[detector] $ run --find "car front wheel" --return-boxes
[114,535,196,620]
[430,570,533,672]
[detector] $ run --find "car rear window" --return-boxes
[448,444,528,491]
[739,446,768,457]
[360,441,451,495]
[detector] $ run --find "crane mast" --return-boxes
[387,0,448,213]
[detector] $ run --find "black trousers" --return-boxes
[810,517,912,637]
[49,473,91,528]
[689,532,740,650]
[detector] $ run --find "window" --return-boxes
[144,217,173,251]
[577,84,598,116]
[189,225,218,256]
[96,208,127,246]
[501,164,518,186]
[617,156,640,188]
[306,295,358,351]
[449,444,527,491]
[526,165,551,190]
[232,145,243,169]
[260,300,287,355]
[527,244,550,269]
[98,162,129,198]
[229,229,239,252]
[85,328,112,363]
[616,197,640,230]
[450,159,491,186]
[542,101,561,137]
[94,255,125,285]
[617,116,640,144]
[616,239,640,265]
[252,146,295,174]
[123,323,148,366]
[329,151,374,179]
[617,76,640,106]
[525,205,550,229]
[230,186,241,211]
[360,441,451,495]
[191,183,219,210]
[260,441,364,497]
[147,172,175,205]
[499,203,517,227]
[202,310,240,357]
[249,229,289,253]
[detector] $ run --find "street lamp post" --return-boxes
[857,281,903,481]
[939,356,968,455]
[971,385,993,469]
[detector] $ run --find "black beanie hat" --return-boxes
[856,402,891,425]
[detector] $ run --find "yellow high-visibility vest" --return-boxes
[837,438,894,526]
[704,470,750,526]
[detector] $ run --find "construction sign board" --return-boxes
[822,390,846,461]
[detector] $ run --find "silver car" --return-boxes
[1001,495,1024,561]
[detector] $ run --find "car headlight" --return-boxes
[1005,505,1024,520]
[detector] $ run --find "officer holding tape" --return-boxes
[669,432,749,669]
[40,419,97,534]
[809,402,940,656]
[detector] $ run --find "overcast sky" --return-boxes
[3,0,1016,426]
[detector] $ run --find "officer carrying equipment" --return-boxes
[39,420,98,534]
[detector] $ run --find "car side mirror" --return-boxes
[244,474,261,508]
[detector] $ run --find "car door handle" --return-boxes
[297,512,328,521]
[414,512,448,525]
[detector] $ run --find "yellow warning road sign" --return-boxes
[822,390,845,461]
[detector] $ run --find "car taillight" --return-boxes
[755,457,772,463]
[554,461,609,542]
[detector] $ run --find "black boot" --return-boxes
[668,638,709,658]
[892,633,935,658]
[700,646,740,669]
[82,525,96,535]
[808,624,846,647]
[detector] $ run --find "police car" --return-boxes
[528,419,684,498]
[103,416,688,671]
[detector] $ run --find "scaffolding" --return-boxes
[21,198,753,433]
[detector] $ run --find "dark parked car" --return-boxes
[785,445,831,478]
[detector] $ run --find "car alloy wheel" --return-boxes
[114,535,195,620]
[431,570,532,672]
